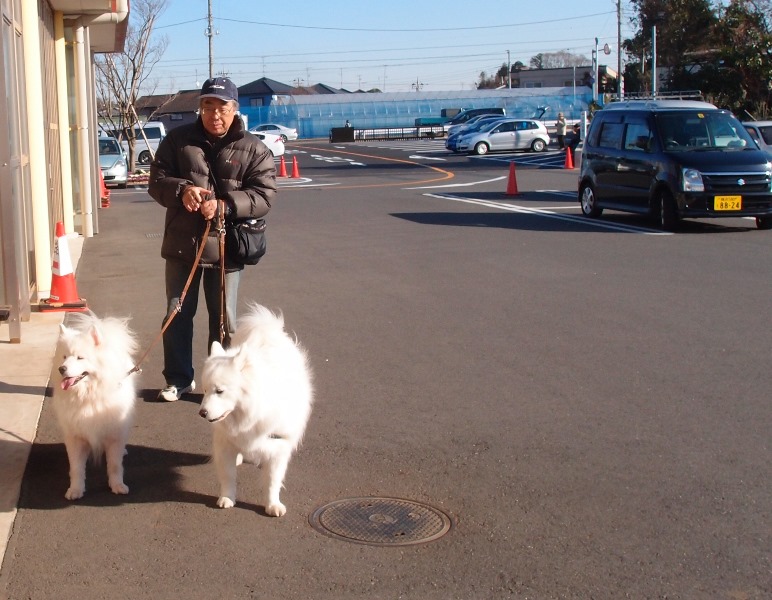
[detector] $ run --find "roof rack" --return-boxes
[608,90,704,102]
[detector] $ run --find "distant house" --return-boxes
[137,77,351,131]
[141,89,201,131]
[512,65,618,93]
[238,77,298,108]
[238,77,347,108]
[135,93,176,120]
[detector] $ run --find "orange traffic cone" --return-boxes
[506,162,519,196]
[278,156,288,178]
[564,147,574,169]
[99,169,111,208]
[290,156,300,178]
[39,222,88,312]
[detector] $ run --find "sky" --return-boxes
[148,0,638,95]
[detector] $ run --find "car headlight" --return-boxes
[682,168,704,193]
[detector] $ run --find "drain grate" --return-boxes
[309,497,452,546]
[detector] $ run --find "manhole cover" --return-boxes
[309,497,452,546]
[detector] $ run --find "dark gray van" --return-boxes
[578,100,772,230]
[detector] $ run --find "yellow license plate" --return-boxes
[714,195,742,211]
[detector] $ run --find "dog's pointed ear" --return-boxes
[234,344,250,371]
[89,324,103,347]
[210,341,226,356]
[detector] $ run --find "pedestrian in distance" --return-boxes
[556,112,567,150]
[569,123,582,153]
[148,77,277,402]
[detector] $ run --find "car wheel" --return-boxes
[474,142,489,155]
[118,182,127,189]
[755,216,772,230]
[138,150,151,165]
[654,189,679,231]
[280,134,288,143]
[580,183,602,217]
[531,139,546,152]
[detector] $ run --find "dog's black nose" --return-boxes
[198,408,208,419]
[58,366,66,375]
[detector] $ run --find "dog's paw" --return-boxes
[110,482,129,495]
[64,486,85,500]
[217,496,235,509]
[265,502,286,517]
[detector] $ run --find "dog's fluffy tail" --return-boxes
[231,303,287,347]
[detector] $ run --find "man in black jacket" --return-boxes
[148,77,277,402]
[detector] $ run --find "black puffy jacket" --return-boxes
[148,117,276,270]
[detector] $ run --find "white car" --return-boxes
[249,123,298,142]
[251,131,285,157]
[456,118,550,155]
[743,121,772,159]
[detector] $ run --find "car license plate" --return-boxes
[714,195,742,211]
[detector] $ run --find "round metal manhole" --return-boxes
[309,497,452,546]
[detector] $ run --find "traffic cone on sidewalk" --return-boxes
[278,156,288,178]
[39,222,88,312]
[99,169,111,208]
[564,146,574,169]
[506,162,519,196]
[290,156,300,178]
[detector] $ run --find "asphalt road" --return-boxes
[2,140,770,599]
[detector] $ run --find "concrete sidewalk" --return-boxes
[0,237,83,565]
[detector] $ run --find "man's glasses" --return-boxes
[200,106,234,117]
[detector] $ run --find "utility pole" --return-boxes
[507,50,511,89]
[617,0,623,98]
[206,0,215,78]
[652,25,657,97]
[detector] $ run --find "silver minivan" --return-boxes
[107,122,166,165]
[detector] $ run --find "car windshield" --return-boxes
[756,125,772,144]
[464,118,502,133]
[99,139,121,155]
[656,111,755,151]
[478,119,511,133]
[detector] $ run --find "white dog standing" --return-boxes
[199,304,313,517]
[53,312,138,500]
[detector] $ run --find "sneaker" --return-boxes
[157,381,196,402]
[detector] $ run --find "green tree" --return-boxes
[623,0,717,92]
[702,0,772,115]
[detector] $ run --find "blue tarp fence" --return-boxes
[241,87,593,139]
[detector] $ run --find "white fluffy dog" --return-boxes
[52,312,138,500]
[199,304,313,517]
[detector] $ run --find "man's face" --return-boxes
[200,98,236,136]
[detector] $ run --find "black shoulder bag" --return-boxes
[205,159,267,266]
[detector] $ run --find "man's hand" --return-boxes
[182,186,211,213]
[200,198,218,220]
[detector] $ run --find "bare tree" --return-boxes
[95,0,169,171]
[530,50,589,69]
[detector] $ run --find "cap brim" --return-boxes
[200,93,235,102]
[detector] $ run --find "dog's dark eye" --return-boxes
[215,388,224,394]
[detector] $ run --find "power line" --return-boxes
[156,10,615,33]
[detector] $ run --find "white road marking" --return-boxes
[406,176,506,190]
[424,193,671,235]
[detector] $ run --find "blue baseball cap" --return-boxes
[200,77,238,102]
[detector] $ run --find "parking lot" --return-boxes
[3,139,770,599]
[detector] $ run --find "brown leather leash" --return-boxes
[216,198,231,347]
[127,218,212,377]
